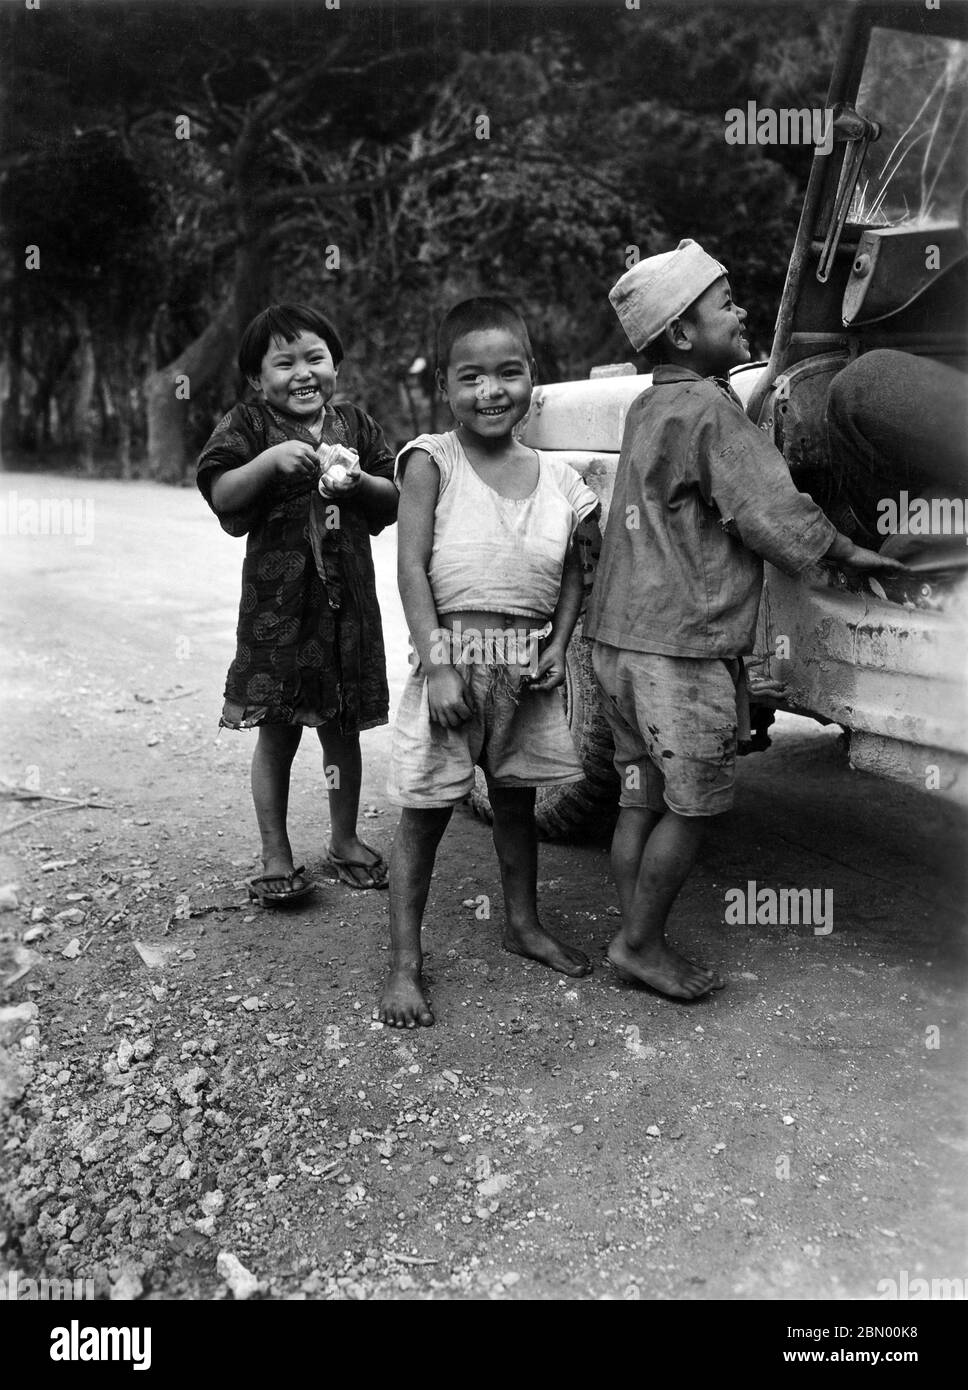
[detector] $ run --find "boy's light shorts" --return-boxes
[388,661,583,808]
[591,644,742,817]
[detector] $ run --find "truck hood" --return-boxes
[521,362,768,452]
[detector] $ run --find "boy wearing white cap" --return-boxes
[585,240,902,1001]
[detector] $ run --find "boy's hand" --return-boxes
[525,642,567,692]
[269,441,319,479]
[838,542,908,574]
[426,666,475,727]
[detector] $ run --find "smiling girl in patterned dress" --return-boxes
[197,304,398,902]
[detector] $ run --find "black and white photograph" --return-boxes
[1,0,966,1334]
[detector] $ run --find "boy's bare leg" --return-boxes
[375,806,451,1027]
[488,782,591,977]
[607,806,725,999]
[251,724,306,889]
[317,727,385,884]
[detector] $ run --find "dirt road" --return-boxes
[1,472,965,1301]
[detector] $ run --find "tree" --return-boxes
[1,0,845,477]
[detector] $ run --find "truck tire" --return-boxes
[468,618,620,841]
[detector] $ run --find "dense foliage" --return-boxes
[0,0,840,477]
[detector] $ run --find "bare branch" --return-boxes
[253,137,475,215]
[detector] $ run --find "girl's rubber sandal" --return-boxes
[246,865,315,907]
[320,845,389,891]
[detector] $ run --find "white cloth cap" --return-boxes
[609,239,727,350]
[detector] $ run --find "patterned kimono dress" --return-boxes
[196,400,395,734]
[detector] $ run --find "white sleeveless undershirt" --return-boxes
[396,431,599,620]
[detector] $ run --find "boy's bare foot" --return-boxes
[607,933,724,1000]
[374,968,435,1028]
[503,923,592,977]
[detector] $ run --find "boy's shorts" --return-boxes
[388,661,583,808]
[591,644,744,817]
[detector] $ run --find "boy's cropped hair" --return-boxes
[639,303,698,371]
[435,296,533,372]
[238,303,345,379]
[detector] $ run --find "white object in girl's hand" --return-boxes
[317,443,360,494]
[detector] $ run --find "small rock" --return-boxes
[60,938,82,960]
[782,1115,795,1126]
[110,1268,143,1301]
[0,1002,39,1044]
[645,1125,661,1138]
[241,997,260,1012]
[30,906,49,923]
[22,925,48,944]
[571,1124,584,1135]
[216,1251,261,1301]
[133,940,179,969]
[56,909,86,927]
[0,944,40,987]
[199,1190,225,1218]
[0,1053,28,1109]
[147,1112,173,1135]
[477,1173,513,1198]
[0,884,20,911]
[173,1066,208,1106]
[117,1040,135,1071]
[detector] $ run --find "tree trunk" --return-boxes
[0,289,23,468]
[31,330,78,455]
[144,309,235,482]
[116,387,134,479]
[72,306,97,475]
[144,228,274,483]
[103,338,136,478]
[0,358,10,471]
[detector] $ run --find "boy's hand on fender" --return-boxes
[427,666,475,727]
[525,643,567,692]
[840,543,908,573]
[269,441,320,479]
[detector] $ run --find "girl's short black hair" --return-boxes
[238,303,344,379]
[435,296,532,373]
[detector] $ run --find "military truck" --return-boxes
[474,0,968,838]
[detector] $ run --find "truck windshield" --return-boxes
[848,26,968,228]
